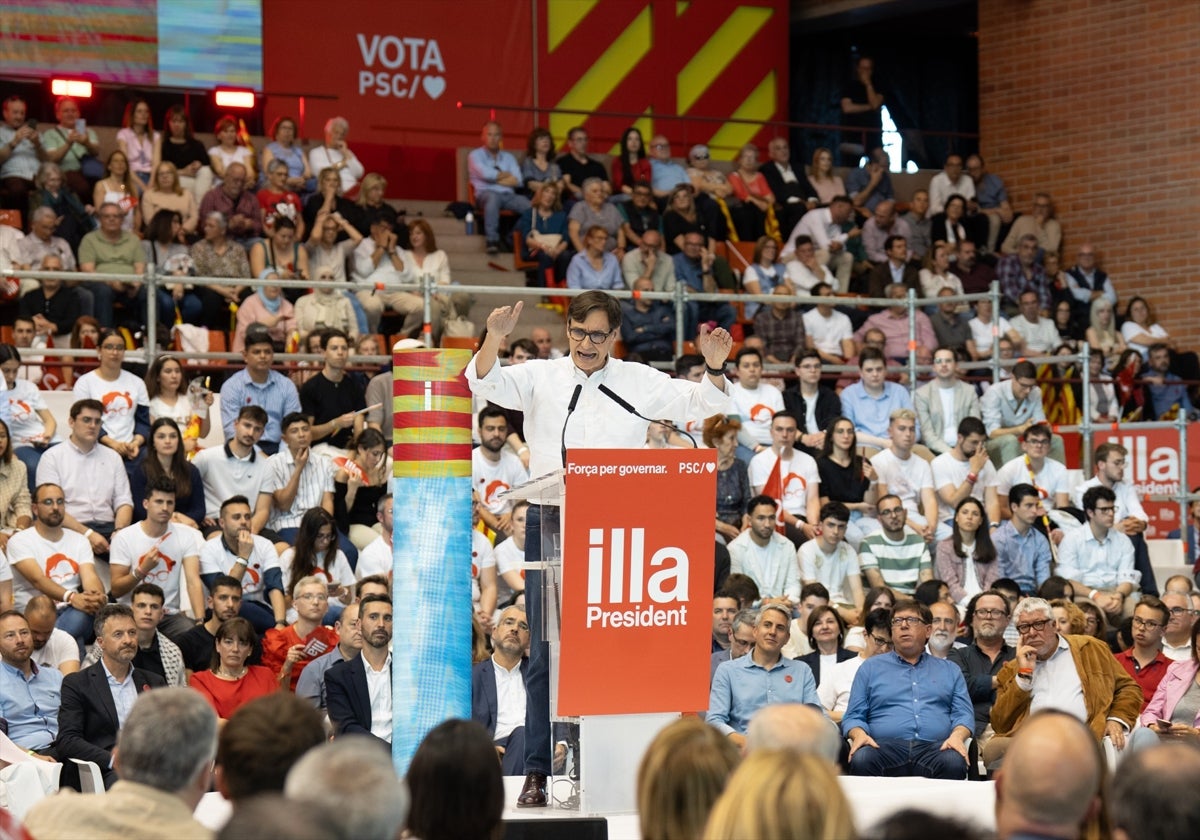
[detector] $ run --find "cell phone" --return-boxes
[24,118,37,130]
[75,118,86,134]
[1156,718,1174,729]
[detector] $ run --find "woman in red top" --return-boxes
[190,617,278,719]
[728,143,775,241]
[611,127,652,198]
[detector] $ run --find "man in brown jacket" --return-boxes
[984,596,1142,769]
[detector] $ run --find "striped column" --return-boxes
[390,347,473,772]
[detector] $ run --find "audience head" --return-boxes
[637,717,740,840]
[702,749,854,840]
[216,692,325,802]
[284,736,409,840]
[405,719,503,840]
[746,703,841,764]
[115,688,217,804]
[216,795,343,840]
[720,576,760,610]
[1112,742,1200,840]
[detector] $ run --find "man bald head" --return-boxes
[1112,743,1200,840]
[746,703,841,765]
[994,711,1102,839]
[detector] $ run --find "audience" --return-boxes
[638,716,740,840]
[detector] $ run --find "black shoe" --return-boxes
[516,771,548,807]
[486,240,500,255]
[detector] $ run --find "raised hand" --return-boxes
[696,323,733,369]
[486,300,525,339]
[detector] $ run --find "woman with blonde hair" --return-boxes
[141,161,198,235]
[354,171,398,236]
[637,717,739,840]
[703,749,856,840]
[1050,598,1087,636]
[807,147,844,206]
[1085,296,1126,371]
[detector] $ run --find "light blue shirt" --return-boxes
[566,251,623,290]
[841,650,974,741]
[841,381,917,439]
[220,369,302,445]
[1056,524,1139,590]
[102,659,137,729]
[0,660,62,750]
[707,654,822,735]
[650,159,689,193]
[468,147,522,196]
[993,520,1052,593]
[980,379,1046,435]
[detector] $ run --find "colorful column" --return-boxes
[390,347,473,772]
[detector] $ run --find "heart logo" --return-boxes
[423,76,446,100]
[704,462,715,474]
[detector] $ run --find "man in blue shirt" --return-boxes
[648,135,689,200]
[467,121,531,254]
[672,232,735,338]
[219,324,301,455]
[993,483,1054,594]
[0,610,63,757]
[842,598,974,778]
[707,603,823,749]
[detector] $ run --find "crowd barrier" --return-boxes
[6,266,1197,533]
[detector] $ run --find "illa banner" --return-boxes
[559,449,715,716]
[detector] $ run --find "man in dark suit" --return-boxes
[866,235,920,299]
[472,605,530,775]
[759,137,819,236]
[56,604,166,789]
[325,593,392,744]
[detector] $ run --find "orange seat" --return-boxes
[512,230,538,272]
[723,240,756,273]
[0,326,11,344]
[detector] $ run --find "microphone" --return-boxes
[597,384,698,448]
[561,383,583,466]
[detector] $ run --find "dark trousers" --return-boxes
[496,727,527,776]
[522,503,559,776]
[848,738,968,779]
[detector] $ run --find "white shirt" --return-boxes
[198,531,281,604]
[109,522,203,614]
[1162,638,1192,662]
[995,456,1070,509]
[931,452,999,525]
[31,627,80,670]
[727,530,801,602]
[968,315,1014,356]
[782,207,848,258]
[492,538,524,608]
[466,355,730,477]
[1070,477,1148,523]
[871,448,934,522]
[5,379,50,445]
[748,448,820,518]
[937,387,959,448]
[363,651,393,743]
[818,655,864,715]
[5,527,94,610]
[192,443,271,520]
[72,369,149,443]
[472,448,530,515]
[1010,315,1060,355]
[927,171,976,215]
[37,438,133,525]
[798,539,860,606]
[786,260,835,293]
[356,535,392,579]
[260,447,334,530]
[471,530,495,606]
[103,659,138,728]
[492,655,527,740]
[1027,635,1088,722]
[729,382,784,445]
[802,309,853,356]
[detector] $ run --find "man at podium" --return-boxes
[467,290,734,807]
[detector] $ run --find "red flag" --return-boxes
[759,454,787,534]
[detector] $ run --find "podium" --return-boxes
[502,449,716,814]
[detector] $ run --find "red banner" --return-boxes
[1061,424,1199,539]
[559,449,715,715]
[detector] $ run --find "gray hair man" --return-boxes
[285,736,410,840]
[746,702,841,765]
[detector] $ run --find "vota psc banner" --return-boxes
[559,449,716,716]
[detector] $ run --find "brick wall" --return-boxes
[978,0,1200,346]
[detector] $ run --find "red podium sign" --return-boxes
[559,449,716,716]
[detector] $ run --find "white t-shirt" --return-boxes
[192,444,271,520]
[5,527,94,611]
[729,382,784,445]
[198,531,281,604]
[110,523,203,614]
[72,369,150,443]
[967,316,1013,356]
[802,309,853,356]
[871,448,934,522]
[818,655,865,715]
[5,379,50,445]
[995,456,1070,509]
[31,626,80,670]
[356,536,393,579]
[748,448,821,518]
[492,538,524,608]
[281,547,355,623]
[931,453,999,525]
[1121,321,1168,358]
[798,539,860,606]
[471,529,495,606]
[472,448,530,515]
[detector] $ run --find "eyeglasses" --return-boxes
[1025,438,1050,447]
[891,617,928,628]
[1132,617,1163,630]
[295,593,329,602]
[975,608,1007,618]
[1015,618,1053,635]
[878,507,904,517]
[567,327,613,345]
[870,636,893,648]
[1168,607,1199,616]
[693,153,709,161]
[75,416,103,425]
